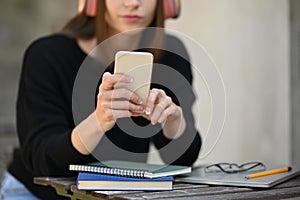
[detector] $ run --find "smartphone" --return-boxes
[114,51,153,105]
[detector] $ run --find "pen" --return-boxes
[245,167,292,179]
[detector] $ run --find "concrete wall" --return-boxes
[166,0,291,166]
[0,0,77,129]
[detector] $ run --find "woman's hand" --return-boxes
[140,89,179,124]
[139,88,186,139]
[95,72,145,132]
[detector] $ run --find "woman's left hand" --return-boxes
[137,88,181,125]
[144,88,181,125]
[132,88,186,139]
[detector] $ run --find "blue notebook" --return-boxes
[76,172,174,191]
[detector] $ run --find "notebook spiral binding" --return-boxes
[69,164,147,178]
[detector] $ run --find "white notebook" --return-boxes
[175,166,300,188]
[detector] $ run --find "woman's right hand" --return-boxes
[95,72,145,132]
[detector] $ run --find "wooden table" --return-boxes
[34,175,300,199]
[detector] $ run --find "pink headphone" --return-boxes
[78,0,180,19]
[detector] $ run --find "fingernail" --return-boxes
[145,108,151,115]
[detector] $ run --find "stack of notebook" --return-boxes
[69,160,192,191]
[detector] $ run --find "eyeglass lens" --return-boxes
[205,162,266,173]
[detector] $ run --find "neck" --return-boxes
[77,28,144,56]
[107,26,142,51]
[77,37,98,54]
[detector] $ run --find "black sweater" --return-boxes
[8,34,201,199]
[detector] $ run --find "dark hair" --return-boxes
[61,0,165,44]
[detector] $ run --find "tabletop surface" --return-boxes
[34,175,300,200]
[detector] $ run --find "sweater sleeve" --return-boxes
[17,37,94,176]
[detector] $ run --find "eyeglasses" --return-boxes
[204,162,266,174]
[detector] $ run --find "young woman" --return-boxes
[0,0,201,199]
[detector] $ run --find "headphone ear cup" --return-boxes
[85,0,97,17]
[164,0,181,19]
[78,0,97,17]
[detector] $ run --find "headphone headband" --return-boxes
[78,0,180,19]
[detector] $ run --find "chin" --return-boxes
[121,26,147,34]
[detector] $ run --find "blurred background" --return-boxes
[0,0,299,179]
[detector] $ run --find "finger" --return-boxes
[97,105,132,122]
[111,88,143,105]
[157,104,176,124]
[97,90,110,102]
[111,109,132,119]
[101,100,144,112]
[137,112,151,120]
[145,89,163,115]
[130,112,151,120]
[98,88,143,105]
[150,96,172,125]
[131,112,146,117]
[100,72,132,90]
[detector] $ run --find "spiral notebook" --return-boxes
[175,166,300,188]
[69,160,191,179]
